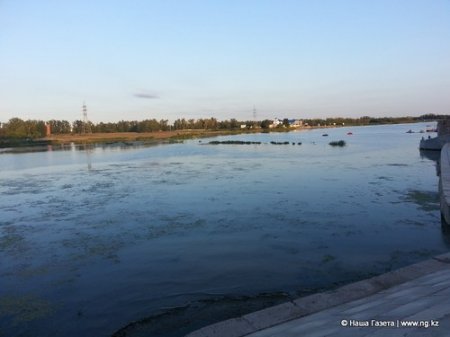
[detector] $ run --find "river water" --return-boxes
[0,123,448,337]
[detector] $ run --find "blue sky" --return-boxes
[1,0,449,122]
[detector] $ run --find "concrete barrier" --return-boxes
[440,143,450,224]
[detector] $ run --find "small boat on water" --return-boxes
[406,129,414,133]
[322,134,328,137]
[347,132,353,135]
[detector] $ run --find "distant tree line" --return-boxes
[0,117,251,139]
[0,114,446,139]
[0,118,48,139]
[302,114,448,127]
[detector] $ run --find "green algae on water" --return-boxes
[0,294,55,324]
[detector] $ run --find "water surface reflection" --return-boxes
[0,123,447,337]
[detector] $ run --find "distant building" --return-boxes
[269,118,282,128]
[269,118,303,128]
[289,119,303,127]
[45,123,51,136]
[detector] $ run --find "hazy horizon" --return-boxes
[1,1,449,122]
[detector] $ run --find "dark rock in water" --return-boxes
[208,140,261,145]
[270,141,290,145]
[329,140,346,147]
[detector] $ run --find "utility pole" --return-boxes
[82,102,92,134]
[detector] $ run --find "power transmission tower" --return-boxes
[82,102,92,134]
[253,105,257,121]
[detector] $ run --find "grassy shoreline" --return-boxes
[1,128,304,148]
[0,119,429,148]
[43,128,299,143]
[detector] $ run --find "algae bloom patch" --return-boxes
[0,295,54,324]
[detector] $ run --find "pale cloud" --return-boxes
[133,91,160,99]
